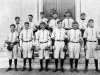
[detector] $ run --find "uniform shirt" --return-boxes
[19,29,34,46]
[51,28,67,40]
[68,29,82,42]
[36,29,51,46]
[84,27,99,41]
[62,18,74,29]
[79,19,87,30]
[29,21,36,31]
[36,18,48,26]
[49,18,59,29]
[15,23,23,34]
[6,31,18,43]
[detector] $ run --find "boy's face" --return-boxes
[40,14,45,18]
[53,14,58,19]
[88,21,94,28]
[65,13,71,18]
[73,24,78,30]
[15,18,20,23]
[25,24,29,30]
[58,22,62,29]
[81,14,86,19]
[40,24,46,30]
[28,16,33,20]
[10,26,15,32]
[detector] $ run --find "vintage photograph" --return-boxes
[0,0,100,75]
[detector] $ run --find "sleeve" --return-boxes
[47,31,51,46]
[71,19,74,28]
[96,29,100,39]
[19,30,23,46]
[67,30,70,41]
[51,29,55,39]
[83,29,88,39]
[49,20,52,28]
[62,20,65,28]
[35,30,39,46]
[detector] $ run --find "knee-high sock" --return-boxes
[55,59,58,69]
[23,58,26,67]
[70,58,73,68]
[40,59,43,69]
[75,59,78,69]
[14,59,17,68]
[46,59,49,68]
[85,59,89,69]
[9,59,12,67]
[61,59,64,68]
[29,58,32,68]
[94,59,98,70]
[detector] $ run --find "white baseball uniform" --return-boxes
[36,18,48,26]
[19,29,34,58]
[79,19,87,30]
[36,29,51,59]
[6,31,18,59]
[62,18,74,29]
[84,27,99,59]
[29,21,37,31]
[68,29,81,59]
[51,28,67,59]
[49,18,59,30]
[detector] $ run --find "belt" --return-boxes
[88,41,97,42]
[70,41,79,43]
[56,40,64,42]
[23,40,32,42]
[40,41,48,43]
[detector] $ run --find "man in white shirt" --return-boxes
[62,11,74,30]
[49,13,60,32]
[68,21,82,73]
[79,13,88,50]
[5,24,19,71]
[36,12,48,28]
[19,22,34,71]
[15,17,23,35]
[51,20,67,72]
[35,22,51,72]
[83,19,100,73]
[15,16,23,58]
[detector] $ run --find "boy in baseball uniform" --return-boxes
[51,20,67,72]
[19,22,34,71]
[35,22,51,72]
[5,24,19,71]
[83,19,100,73]
[68,21,82,73]
[62,11,74,30]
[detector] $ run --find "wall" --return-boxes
[81,0,100,30]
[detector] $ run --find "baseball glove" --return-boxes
[63,45,68,52]
[5,42,13,51]
[45,46,50,51]
[31,45,36,50]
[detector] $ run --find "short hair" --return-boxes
[15,16,20,20]
[24,22,29,25]
[81,13,86,16]
[40,22,46,26]
[88,19,94,22]
[73,21,78,25]
[40,11,45,15]
[28,14,33,17]
[57,20,62,24]
[10,24,16,28]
